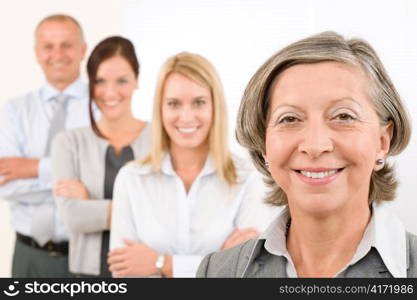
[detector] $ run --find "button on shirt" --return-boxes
[261,201,407,277]
[0,79,91,242]
[110,153,279,277]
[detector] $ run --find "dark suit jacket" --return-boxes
[197,232,417,277]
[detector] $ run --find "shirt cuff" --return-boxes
[38,157,52,189]
[172,255,204,278]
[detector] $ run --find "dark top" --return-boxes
[100,145,134,277]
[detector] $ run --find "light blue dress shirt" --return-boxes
[0,78,91,242]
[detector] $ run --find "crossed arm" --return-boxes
[107,228,259,278]
[0,101,51,199]
[0,158,39,186]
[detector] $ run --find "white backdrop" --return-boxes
[122,0,417,236]
[1,0,417,277]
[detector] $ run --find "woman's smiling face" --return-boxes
[93,55,138,121]
[161,72,213,151]
[264,61,391,215]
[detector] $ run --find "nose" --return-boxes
[298,119,334,158]
[178,105,196,122]
[50,46,66,60]
[101,83,118,101]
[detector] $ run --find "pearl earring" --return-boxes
[376,159,384,166]
[265,161,269,169]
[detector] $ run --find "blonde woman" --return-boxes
[108,52,276,277]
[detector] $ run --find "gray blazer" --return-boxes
[51,125,151,275]
[197,232,417,278]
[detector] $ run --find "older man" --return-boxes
[0,14,91,277]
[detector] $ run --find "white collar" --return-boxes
[372,201,407,277]
[127,152,217,177]
[161,152,216,177]
[40,78,87,102]
[262,201,407,277]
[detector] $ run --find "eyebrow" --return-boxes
[163,96,208,101]
[270,97,363,116]
[95,74,131,79]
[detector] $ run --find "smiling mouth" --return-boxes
[49,61,69,68]
[103,101,120,107]
[177,127,198,133]
[295,168,344,179]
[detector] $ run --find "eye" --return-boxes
[334,113,356,123]
[94,78,104,85]
[62,43,72,49]
[276,115,300,125]
[167,100,180,108]
[117,78,128,84]
[194,99,206,107]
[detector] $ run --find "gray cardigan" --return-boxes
[51,124,151,275]
[197,232,417,278]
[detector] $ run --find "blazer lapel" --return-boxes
[242,239,287,278]
[342,248,393,278]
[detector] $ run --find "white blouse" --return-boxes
[110,153,278,277]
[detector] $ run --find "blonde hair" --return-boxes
[142,52,237,185]
[236,31,412,206]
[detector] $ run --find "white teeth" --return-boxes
[104,101,119,107]
[178,127,197,133]
[50,62,67,67]
[300,170,338,179]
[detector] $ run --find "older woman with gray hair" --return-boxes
[197,31,417,278]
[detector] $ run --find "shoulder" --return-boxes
[231,154,262,181]
[1,90,39,114]
[117,161,153,179]
[407,231,417,277]
[140,122,152,137]
[132,121,151,142]
[52,127,100,155]
[407,231,417,245]
[131,122,152,156]
[54,126,95,145]
[197,239,258,278]
[113,162,155,195]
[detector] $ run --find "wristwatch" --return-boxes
[155,254,165,277]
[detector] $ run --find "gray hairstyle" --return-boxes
[236,31,411,206]
[35,14,85,43]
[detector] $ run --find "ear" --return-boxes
[135,76,139,89]
[34,41,43,65]
[80,42,87,60]
[375,120,393,170]
[379,120,393,155]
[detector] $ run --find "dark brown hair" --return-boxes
[86,36,140,138]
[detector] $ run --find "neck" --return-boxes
[98,113,141,135]
[170,143,209,172]
[48,76,79,92]
[287,200,371,277]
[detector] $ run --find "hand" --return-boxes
[53,178,89,200]
[0,157,39,185]
[222,227,260,250]
[107,239,159,277]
